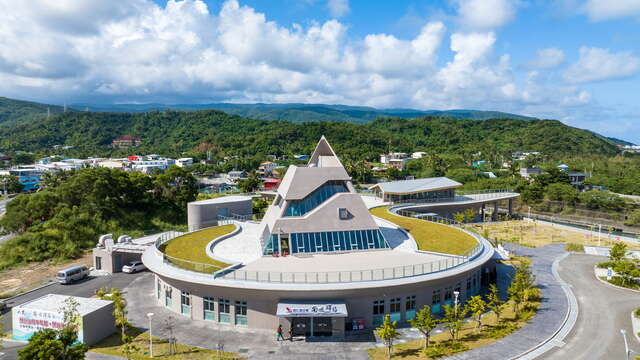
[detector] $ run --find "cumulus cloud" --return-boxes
[582,0,640,21]
[564,47,640,83]
[327,0,350,18]
[454,0,517,29]
[528,48,565,69]
[0,0,597,127]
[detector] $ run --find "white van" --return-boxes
[56,265,90,284]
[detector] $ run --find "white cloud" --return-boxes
[582,0,640,21]
[564,47,640,83]
[0,0,619,139]
[327,0,350,18]
[454,0,517,29]
[528,48,565,69]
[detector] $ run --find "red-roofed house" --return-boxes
[112,135,142,148]
[262,177,281,191]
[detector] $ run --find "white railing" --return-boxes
[389,188,516,205]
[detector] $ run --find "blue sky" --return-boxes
[1,0,640,142]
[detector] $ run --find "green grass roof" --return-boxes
[370,206,478,255]
[161,224,236,273]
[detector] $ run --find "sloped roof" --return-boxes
[308,136,343,168]
[370,177,462,194]
[277,165,351,200]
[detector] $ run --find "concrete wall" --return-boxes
[187,199,253,231]
[154,261,494,334]
[92,248,142,274]
[81,303,116,345]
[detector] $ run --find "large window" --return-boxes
[165,288,172,308]
[406,295,417,320]
[389,298,401,322]
[181,291,190,315]
[290,229,389,254]
[157,279,161,299]
[444,287,453,306]
[235,301,248,326]
[219,299,231,323]
[373,300,385,327]
[431,290,441,314]
[284,181,348,216]
[204,297,215,321]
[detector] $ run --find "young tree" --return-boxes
[453,212,466,224]
[613,261,640,287]
[464,208,476,223]
[441,304,467,341]
[120,333,140,360]
[467,296,487,331]
[408,305,438,350]
[486,284,505,322]
[97,287,129,339]
[375,314,400,360]
[0,175,23,194]
[508,262,536,315]
[18,297,88,360]
[609,242,628,262]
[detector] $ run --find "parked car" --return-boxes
[56,265,90,284]
[122,261,146,273]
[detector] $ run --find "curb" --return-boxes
[631,311,640,346]
[509,251,579,360]
[2,280,57,304]
[593,267,640,293]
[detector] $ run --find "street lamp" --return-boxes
[527,206,531,221]
[453,290,460,316]
[598,224,602,247]
[147,312,154,358]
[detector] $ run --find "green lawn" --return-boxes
[160,224,236,272]
[91,328,243,360]
[370,207,478,255]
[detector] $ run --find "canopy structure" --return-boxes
[276,301,348,317]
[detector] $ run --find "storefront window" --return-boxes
[372,300,385,326]
[181,291,190,315]
[219,298,231,323]
[389,298,401,322]
[157,279,161,299]
[405,296,416,320]
[235,301,248,326]
[204,297,215,321]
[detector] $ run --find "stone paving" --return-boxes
[445,243,568,360]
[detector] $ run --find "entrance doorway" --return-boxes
[313,317,332,337]
[291,317,310,337]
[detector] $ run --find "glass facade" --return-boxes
[204,297,215,321]
[386,188,455,202]
[284,181,348,216]
[431,290,441,314]
[165,288,172,308]
[289,229,388,254]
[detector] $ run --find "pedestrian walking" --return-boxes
[276,324,285,341]
[288,326,293,341]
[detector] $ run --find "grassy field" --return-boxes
[370,207,478,255]
[161,224,236,272]
[473,221,640,250]
[90,328,242,360]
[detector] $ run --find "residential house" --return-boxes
[380,152,408,164]
[111,135,142,148]
[520,167,543,180]
[411,152,427,159]
[258,161,278,176]
[176,158,194,167]
[262,177,281,191]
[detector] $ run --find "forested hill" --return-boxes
[0,96,66,126]
[72,102,537,124]
[0,109,619,159]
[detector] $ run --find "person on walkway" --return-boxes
[288,326,293,341]
[276,324,285,341]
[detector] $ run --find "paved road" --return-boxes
[542,254,639,360]
[0,271,144,360]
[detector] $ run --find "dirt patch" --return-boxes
[0,252,92,296]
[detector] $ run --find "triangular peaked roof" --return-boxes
[308,136,343,168]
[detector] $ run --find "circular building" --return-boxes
[142,137,497,338]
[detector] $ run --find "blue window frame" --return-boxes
[284,181,348,216]
[288,230,390,254]
[321,232,330,252]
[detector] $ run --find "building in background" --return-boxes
[111,135,142,148]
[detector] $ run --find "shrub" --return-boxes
[634,308,640,318]
[608,276,640,290]
[565,243,584,252]
[486,322,519,339]
[596,261,618,269]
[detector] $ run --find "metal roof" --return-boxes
[370,177,462,194]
